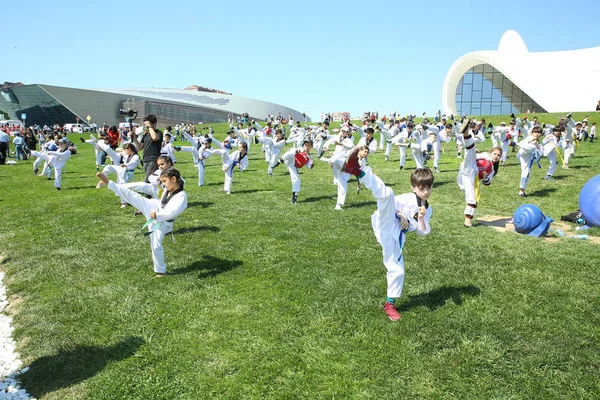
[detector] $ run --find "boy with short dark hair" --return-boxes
[347,162,434,321]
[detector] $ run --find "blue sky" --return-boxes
[3,0,599,120]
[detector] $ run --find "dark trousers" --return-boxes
[143,159,157,183]
[0,142,7,164]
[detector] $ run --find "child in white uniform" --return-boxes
[120,156,173,201]
[176,137,214,186]
[345,160,434,321]
[97,142,140,185]
[516,126,542,197]
[79,134,107,170]
[321,126,355,210]
[541,127,561,180]
[281,140,314,204]
[30,138,72,190]
[457,122,503,227]
[96,167,187,277]
[212,142,249,194]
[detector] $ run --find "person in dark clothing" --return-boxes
[132,114,163,182]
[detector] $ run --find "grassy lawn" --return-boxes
[1,112,599,399]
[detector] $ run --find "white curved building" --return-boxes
[442,30,600,116]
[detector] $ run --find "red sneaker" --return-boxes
[383,302,401,321]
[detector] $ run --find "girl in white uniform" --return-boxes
[97,142,140,185]
[30,138,72,190]
[120,156,173,201]
[96,167,187,277]
[457,121,503,227]
[516,126,542,197]
[79,134,106,170]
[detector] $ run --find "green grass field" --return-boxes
[1,112,599,399]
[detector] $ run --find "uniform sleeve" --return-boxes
[155,192,188,222]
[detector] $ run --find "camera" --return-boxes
[119,108,138,118]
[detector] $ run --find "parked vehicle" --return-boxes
[64,123,88,133]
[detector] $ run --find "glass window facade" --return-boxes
[144,101,228,124]
[455,64,547,116]
[0,85,79,126]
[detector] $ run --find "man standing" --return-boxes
[133,114,163,182]
[0,126,10,164]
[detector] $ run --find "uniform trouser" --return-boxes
[121,181,158,199]
[360,166,405,298]
[491,136,499,148]
[179,146,200,166]
[197,161,206,186]
[501,141,510,162]
[398,146,407,167]
[107,181,171,274]
[461,134,477,219]
[287,164,300,193]
[517,152,533,190]
[268,149,281,175]
[546,151,557,176]
[333,166,350,206]
[102,165,128,184]
[33,155,44,171]
[411,146,424,169]
[385,141,393,158]
[315,139,325,156]
[432,140,441,169]
[563,142,573,165]
[31,151,63,188]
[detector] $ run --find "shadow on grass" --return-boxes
[21,336,144,398]
[432,180,451,188]
[397,285,481,312]
[346,200,377,209]
[172,255,242,278]
[172,225,219,234]
[187,201,214,208]
[302,195,335,203]
[527,188,558,197]
[233,189,272,195]
[477,217,511,228]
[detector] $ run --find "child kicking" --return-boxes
[280,139,314,204]
[96,167,187,277]
[30,138,72,190]
[346,159,434,321]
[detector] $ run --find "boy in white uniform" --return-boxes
[345,158,434,321]
[321,126,355,210]
[280,139,314,204]
[541,127,561,180]
[212,142,249,194]
[516,126,542,197]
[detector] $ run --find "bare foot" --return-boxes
[96,172,109,187]
[154,273,167,278]
[464,217,472,227]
